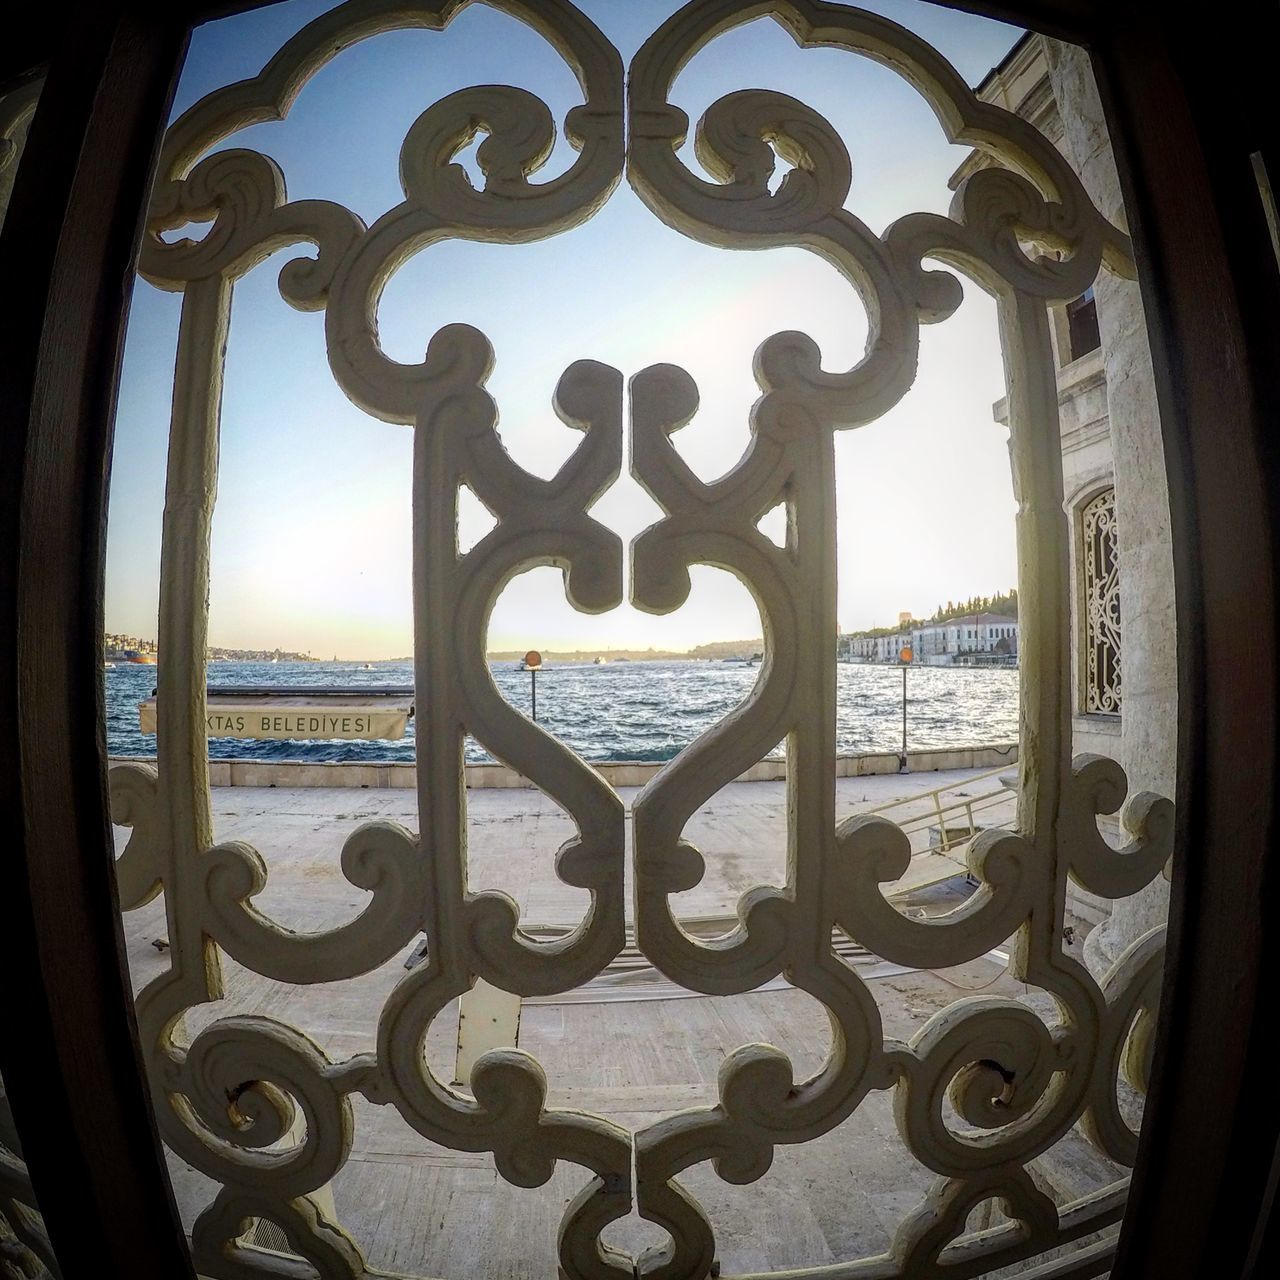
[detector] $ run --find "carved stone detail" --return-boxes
[109,2,1174,1276]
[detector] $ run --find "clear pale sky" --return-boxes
[105,0,1022,659]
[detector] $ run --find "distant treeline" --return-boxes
[928,589,1018,622]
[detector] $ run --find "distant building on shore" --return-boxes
[840,613,1018,665]
[104,632,158,663]
[840,630,906,664]
[913,614,1018,662]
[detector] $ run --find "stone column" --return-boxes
[1043,39,1178,971]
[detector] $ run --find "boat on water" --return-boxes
[361,663,374,670]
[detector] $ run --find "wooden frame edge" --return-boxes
[0,3,195,1275]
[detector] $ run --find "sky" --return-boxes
[105,0,1024,659]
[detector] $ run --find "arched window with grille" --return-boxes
[1082,486,1122,714]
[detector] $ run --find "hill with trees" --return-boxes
[842,589,1019,641]
[927,589,1018,622]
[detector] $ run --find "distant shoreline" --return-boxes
[112,647,760,665]
[483,651,737,664]
[485,640,765,663]
[355,654,741,664]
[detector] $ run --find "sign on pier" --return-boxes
[139,687,414,741]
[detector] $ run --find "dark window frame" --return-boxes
[1,4,1279,1278]
[1067,285,1103,360]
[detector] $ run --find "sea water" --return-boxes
[105,660,1018,765]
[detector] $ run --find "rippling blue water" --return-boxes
[105,660,1018,764]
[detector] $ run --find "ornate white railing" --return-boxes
[109,2,1172,1276]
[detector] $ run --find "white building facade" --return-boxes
[842,35,1174,967]
[955,34,1176,967]
[839,631,910,662]
[839,614,1018,663]
[911,613,1018,662]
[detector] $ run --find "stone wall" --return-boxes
[108,743,1019,790]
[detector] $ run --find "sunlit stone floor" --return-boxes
[114,772,1124,1278]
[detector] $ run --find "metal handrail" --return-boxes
[858,765,1019,853]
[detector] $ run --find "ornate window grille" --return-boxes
[103,3,1174,1277]
[1082,487,1122,715]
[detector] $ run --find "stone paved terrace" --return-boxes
[114,769,1124,1278]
